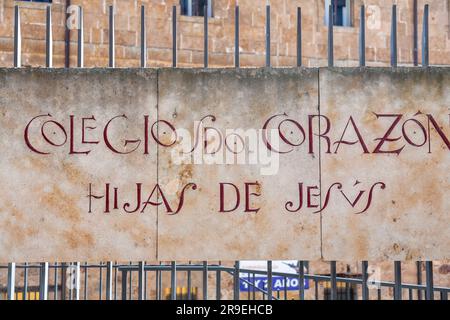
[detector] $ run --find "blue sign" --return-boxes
[239,276,309,292]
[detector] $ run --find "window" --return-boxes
[180,0,213,17]
[325,0,352,27]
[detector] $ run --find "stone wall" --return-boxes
[0,67,448,262]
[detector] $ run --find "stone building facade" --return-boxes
[0,0,449,68]
[0,0,449,300]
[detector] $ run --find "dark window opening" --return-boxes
[180,0,213,18]
[333,0,346,26]
[325,0,351,27]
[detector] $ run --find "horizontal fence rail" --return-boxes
[1,2,447,302]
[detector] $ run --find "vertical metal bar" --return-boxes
[422,4,429,67]
[233,261,240,300]
[84,263,88,300]
[359,5,366,67]
[441,291,448,300]
[158,263,162,299]
[330,261,337,300]
[64,1,70,68]
[299,261,305,300]
[235,5,239,68]
[105,261,113,300]
[68,264,73,300]
[114,262,117,300]
[394,261,402,300]
[74,262,80,300]
[425,261,434,300]
[247,273,250,300]
[144,263,147,300]
[23,263,28,300]
[98,263,103,300]
[109,6,115,68]
[416,261,423,300]
[252,273,256,300]
[216,264,221,300]
[187,261,192,300]
[7,263,15,300]
[265,5,270,67]
[297,7,302,67]
[54,263,58,300]
[346,282,351,300]
[45,5,52,68]
[138,261,145,300]
[203,261,208,300]
[69,262,73,301]
[171,261,177,300]
[77,6,84,68]
[361,261,369,300]
[156,263,161,300]
[140,5,146,68]
[61,263,66,300]
[328,5,334,67]
[267,260,273,300]
[14,5,21,68]
[413,0,418,66]
[39,262,49,300]
[204,4,208,68]
[128,262,132,300]
[172,6,177,67]
[121,270,127,300]
[314,280,319,300]
[391,5,397,67]
[68,263,73,300]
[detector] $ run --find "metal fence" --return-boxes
[10,3,432,68]
[1,2,448,301]
[1,261,449,300]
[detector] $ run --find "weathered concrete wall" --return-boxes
[320,68,450,261]
[0,67,448,262]
[157,68,321,260]
[0,69,158,262]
